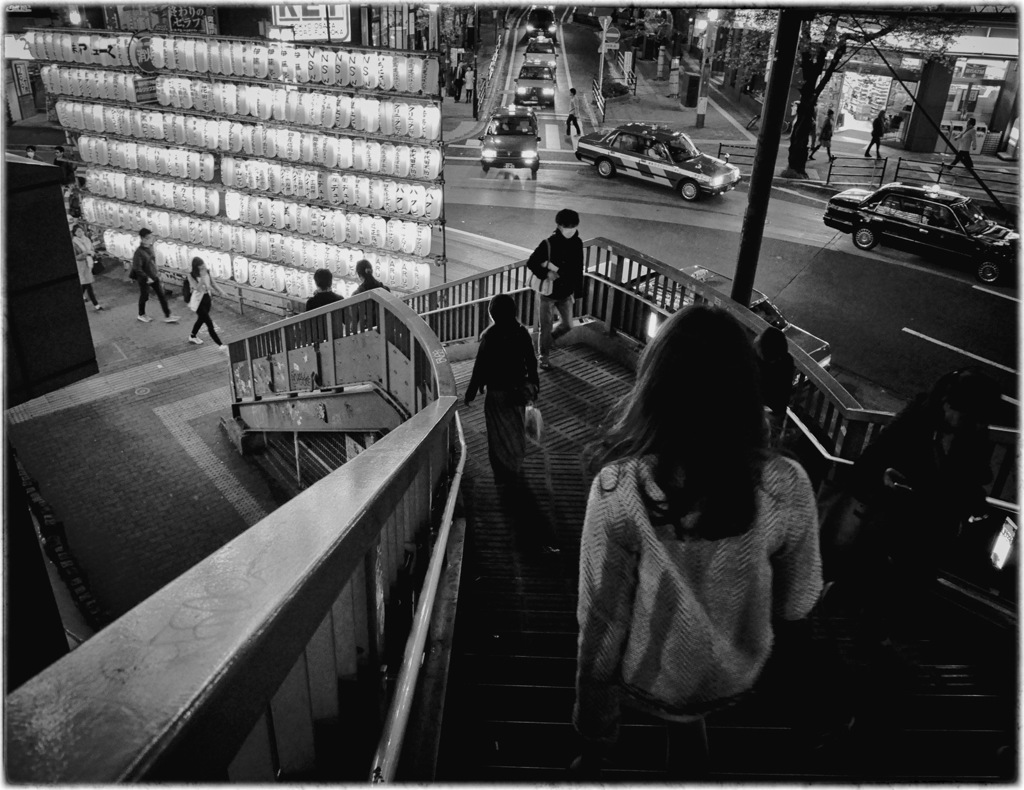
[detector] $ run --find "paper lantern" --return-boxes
[394,181,409,214]
[225,191,242,221]
[312,242,328,271]
[369,177,386,211]
[281,166,296,197]
[194,38,210,73]
[336,136,353,170]
[393,55,408,92]
[285,90,301,123]
[219,41,235,76]
[359,216,374,250]
[366,141,383,174]
[386,218,403,251]
[333,50,350,86]
[408,57,424,95]
[267,45,285,79]
[182,38,198,72]
[356,177,371,208]
[240,123,255,155]
[392,102,408,137]
[352,138,367,171]
[346,50,360,87]
[335,95,353,130]
[345,213,360,244]
[269,233,285,261]
[263,127,279,159]
[424,59,440,97]
[395,146,411,178]
[408,184,427,217]
[341,174,357,206]
[299,131,314,163]
[424,106,441,141]
[251,43,269,79]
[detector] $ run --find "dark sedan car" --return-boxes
[514,64,556,107]
[823,182,1018,284]
[479,106,540,178]
[526,6,557,41]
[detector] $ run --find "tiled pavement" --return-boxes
[6,266,283,630]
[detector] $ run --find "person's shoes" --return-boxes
[137,314,153,323]
[164,315,181,323]
[217,344,229,352]
[863,153,871,157]
[93,304,104,311]
[807,155,815,160]
[188,335,203,345]
[83,294,90,302]
[539,360,553,371]
[830,155,837,162]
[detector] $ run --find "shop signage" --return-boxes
[13,62,31,95]
[169,6,208,32]
[845,49,922,82]
[963,62,988,79]
[271,5,349,41]
[128,33,158,73]
[4,33,32,60]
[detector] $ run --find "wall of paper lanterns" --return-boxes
[33,28,444,306]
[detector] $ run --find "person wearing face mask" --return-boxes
[526,208,584,370]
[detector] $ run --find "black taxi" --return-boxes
[575,122,741,201]
[479,105,541,178]
[823,182,1018,284]
[514,64,556,108]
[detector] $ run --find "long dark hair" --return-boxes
[585,305,769,540]
[190,256,205,281]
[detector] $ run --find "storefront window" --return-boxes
[944,57,1009,130]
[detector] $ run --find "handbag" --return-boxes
[188,290,204,312]
[525,402,543,445]
[527,239,559,297]
[89,255,103,275]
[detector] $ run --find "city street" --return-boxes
[438,16,1018,414]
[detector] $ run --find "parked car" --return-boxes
[629,266,832,368]
[479,105,541,178]
[526,6,557,41]
[823,182,1018,284]
[514,64,556,108]
[524,36,557,69]
[575,122,741,201]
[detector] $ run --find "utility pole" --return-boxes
[695,10,717,129]
[731,8,803,310]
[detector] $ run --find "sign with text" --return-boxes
[604,26,620,43]
[271,4,350,41]
[13,62,31,95]
[603,42,619,51]
[169,6,209,32]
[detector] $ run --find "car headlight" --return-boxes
[517,86,527,94]
[522,150,537,159]
[548,24,556,32]
[527,24,535,31]
[711,175,726,187]
[547,60,556,68]
[482,148,497,158]
[542,88,554,95]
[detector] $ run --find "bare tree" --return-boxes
[725,9,973,178]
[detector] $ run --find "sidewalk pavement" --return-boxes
[7,265,284,637]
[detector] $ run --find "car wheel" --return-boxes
[596,158,616,178]
[852,226,878,250]
[976,260,1001,284]
[678,179,700,201]
[481,164,490,174]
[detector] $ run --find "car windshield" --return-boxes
[519,66,553,80]
[487,117,534,135]
[950,199,990,232]
[666,135,700,162]
[527,42,555,54]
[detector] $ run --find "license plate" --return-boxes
[504,164,515,169]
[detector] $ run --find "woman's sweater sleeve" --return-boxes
[574,470,639,746]
[770,458,824,621]
[465,333,490,400]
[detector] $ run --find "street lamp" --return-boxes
[695,9,719,129]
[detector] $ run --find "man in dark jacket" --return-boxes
[131,228,179,324]
[526,208,584,370]
[305,268,344,311]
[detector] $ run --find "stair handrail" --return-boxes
[370,412,467,784]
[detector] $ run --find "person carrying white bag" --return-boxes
[185,256,227,350]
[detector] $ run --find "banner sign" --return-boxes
[271,5,350,41]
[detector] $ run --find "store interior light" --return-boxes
[694,19,707,31]
[68,8,82,24]
[707,9,719,21]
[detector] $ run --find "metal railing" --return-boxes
[616,52,637,95]
[826,155,889,188]
[893,157,1019,214]
[403,236,1018,502]
[7,290,463,783]
[591,78,606,124]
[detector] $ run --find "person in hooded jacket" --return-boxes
[526,208,584,370]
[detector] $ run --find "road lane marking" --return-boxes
[544,121,561,150]
[902,328,1017,373]
[445,226,533,256]
[973,285,1019,302]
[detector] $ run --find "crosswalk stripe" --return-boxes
[544,122,561,150]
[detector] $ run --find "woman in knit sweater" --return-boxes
[572,305,823,777]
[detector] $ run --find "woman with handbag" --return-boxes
[572,305,822,778]
[186,256,227,350]
[464,293,540,483]
[72,224,103,311]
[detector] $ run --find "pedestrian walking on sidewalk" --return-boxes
[131,228,179,324]
[72,224,102,311]
[464,293,540,483]
[950,118,977,170]
[566,88,582,137]
[809,109,835,162]
[864,110,887,159]
[186,257,226,348]
[354,259,391,295]
[463,65,475,105]
[570,305,822,779]
[453,62,465,102]
[527,208,583,371]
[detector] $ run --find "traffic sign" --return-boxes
[605,26,620,43]
[599,15,611,30]
[603,42,620,51]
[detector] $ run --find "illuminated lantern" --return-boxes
[363,98,381,133]
[424,106,441,141]
[225,190,242,221]
[263,127,279,158]
[227,40,244,76]
[281,166,296,197]
[208,38,223,74]
[377,100,394,135]
[413,224,431,257]
[395,145,411,178]
[271,88,287,121]
[351,98,366,131]
[394,181,409,214]
[228,121,243,153]
[238,123,254,155]
[335,95,353,129]
[293,46,311,84]
[182,38,197,72]
[336,136,353,170]
[269,233,285,261]
[356,177,371,208]
[379,143,397,176]
[301,238,317,269]
[148,35,166,69]
[341,173,357,206]
[319,48,337,85]
[357,215,372,247]
[408,184,427,217]
[334,50,350,86]
[370,216,387,250]
[267,45,285,79]
[222,81,238,115]
[236,83,252,116]
[369,177,385,210]
[367,141,382,173]
[247,194,262,225]
[330,210,346,243]
[284,202,300,231]
[286,129,303,162]
[248,260,262,290]
[270,199,286,229]
[273,264,287,292]
[322,136,339,168]
[393,54,408,91]
[252,42,269,78]
[360,53,378,89]
[326,244,345,277]
[298,205,312,235]
[382,180,398,213]
[351,138,368,171]
[194,38,210,73]
[408,57,424,95]
[377,54,394,91]
[299,131,314,163]
[157,77,172,106]
[409,103,425,140]
[386,218,402,251]
[285,90,301,123]
[255,87,273,120]
[218,40,234,75]
[424,59,440,96]
[345,212,360,243]
[186,151,200,180]
[346,49,360,86]
[392,102,408,137]
[312,242,328,271]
